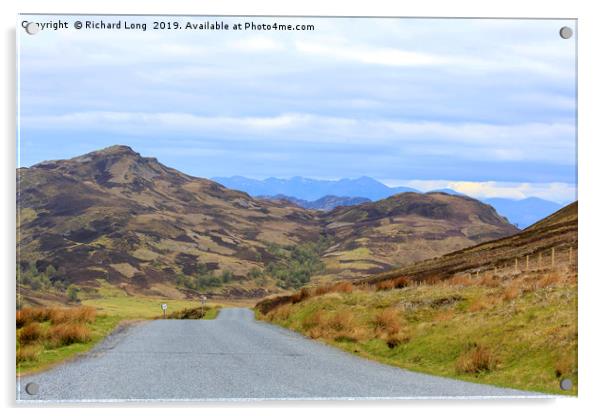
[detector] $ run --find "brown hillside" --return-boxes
[364,201,577,285]
[17,145,519,300]
[318,192,518,278]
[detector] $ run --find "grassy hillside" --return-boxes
[17,145,518,304]
[257,202,578,395]
[258,269,576,395]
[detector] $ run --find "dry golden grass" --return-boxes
[334,326,369,343]
[331,281,354,293]
[503,284,521,301]
[476,274,498,288]
[17,306,97,328]
[307,327,322,339]
[468,297,489,312]
[17,344,42,363]
[434,309,455,321]
[312,281,354,298]
[16,307,51,328]
[372,307,401,335]
[537,272,562,289]
[328,310,354,332]
[313,285,331,296]
[456,344,499,374]
[376,280,395,291]
[47,323,91,347]
[447,275,473,287]
[554,354,576,378]
[385,331,412,349]
[301,310,324,330]
[290,288,312,304]
[18,322,44,344]
[268,303,292,321]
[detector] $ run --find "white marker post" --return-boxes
[200,296,207,318]
[161,303,167,319]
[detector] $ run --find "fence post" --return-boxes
[514,258,518,274]
[552,247,556,268]
[526,255,529,271]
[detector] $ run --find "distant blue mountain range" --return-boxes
[213,176,417,201]
[212,176,566,229]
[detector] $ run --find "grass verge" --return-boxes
[16,307,123,375]
[257,270,577,396]
[17,290,221,374]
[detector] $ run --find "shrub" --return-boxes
[554,354,576,378]
[290,287,312,304]
[73,306,97,323]
[456,344,498,374]
[503,285,521,301]
[313,285,331,296]
[332,324,366,343]
[328,310,354,332]
[448,275,473,287]
[393,277,410,289]
[48,307,68,324]
[269,304,292,321]
[386,333,411,349]
[302,310,324,330]
[18,322,44,344]
[468,298,488,312]
[537,272,562,289]
[477,274,498,288]
[17,344,42,363]
[16,307,51,326]
[67,285,80,302]
[373,308,401,335]
[16,310,27,329]
[332,281,354,294]
[49,306,96,324]
[376,280,395,291]
[48,323,91,347]
[307,326,322,339]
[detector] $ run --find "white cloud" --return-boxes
[22,111,575,165]
[230,37,285,52]
[383,179,576,203]
[295,41,445,67]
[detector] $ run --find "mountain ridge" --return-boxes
[17,145,519,301]
[214,175,565,228]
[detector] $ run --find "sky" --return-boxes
[18,16,577,203]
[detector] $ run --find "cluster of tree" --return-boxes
[264,236,331,289]
[18,262,80,301]
[19,263,63,290]
[175,263,234,291]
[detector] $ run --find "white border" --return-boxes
[3,1,601,415]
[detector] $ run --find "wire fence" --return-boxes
[467,245,578,280]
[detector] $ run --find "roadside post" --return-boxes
[201,296,207,317]
[161,303,167,319]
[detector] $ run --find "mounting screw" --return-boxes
[25,22,40,35]
[559,26,573,39]
[560,378,573,391]
[25,382,39,395]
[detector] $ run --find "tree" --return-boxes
[247,267,262,280]
[67,285,79,302]
[220,270,233,283]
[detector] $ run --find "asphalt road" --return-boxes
[17,308,542,402]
